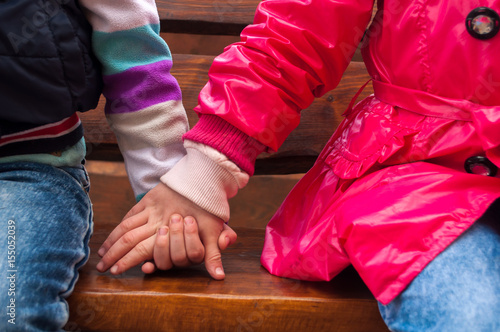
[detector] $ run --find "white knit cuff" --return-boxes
[160,147,241,222]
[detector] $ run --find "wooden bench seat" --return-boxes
[66,1,388,331]
[67,215,386,331]
[66,164,387,331]
[67,228,387,331]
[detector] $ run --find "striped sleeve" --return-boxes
[79,0,188,199]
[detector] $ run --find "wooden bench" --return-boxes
[65,1,388,331]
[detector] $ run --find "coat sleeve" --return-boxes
[78,0,188,200]
[195,0,374,151]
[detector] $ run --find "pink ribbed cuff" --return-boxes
[183,115,266,176]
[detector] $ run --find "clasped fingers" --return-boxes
[153,214,205,271]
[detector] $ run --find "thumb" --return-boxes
[218,224,238,250]
[204,239,226,280]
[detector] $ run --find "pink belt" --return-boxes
[372,80,500,162]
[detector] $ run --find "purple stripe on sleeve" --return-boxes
[103,60,182,114]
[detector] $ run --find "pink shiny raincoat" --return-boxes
[196,0,500,304]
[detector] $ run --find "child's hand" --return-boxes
[140,215,236,276]
[95,182,237,279]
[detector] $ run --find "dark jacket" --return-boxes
[0,0,102,156]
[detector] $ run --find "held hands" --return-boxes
[95,182,237,279]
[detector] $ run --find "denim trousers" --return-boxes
[378,200,500,332]
[0,162,93,331]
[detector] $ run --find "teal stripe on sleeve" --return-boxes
[136,192,147,202]
[93,24,172,76]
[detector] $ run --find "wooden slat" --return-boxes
[156,0,260,35]
[67,225,387,332]
[156,0,377,36]
[162,32,241,57]
[81,55,372,173]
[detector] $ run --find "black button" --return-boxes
[466,7,500,40]
[464,156,498,177]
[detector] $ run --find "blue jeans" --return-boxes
[0,162,93,331]
[378,201,500,332]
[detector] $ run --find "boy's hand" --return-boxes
[95,182,237,279]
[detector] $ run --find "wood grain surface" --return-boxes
[68,227,388,331]
[155,0,261,34]
[66,165,388,331]
[68,207,387,332]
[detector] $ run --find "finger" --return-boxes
[108,235,156,275]
[169,214,190,267]
[96,222,156,272]
[98,209,149,257]
[142,261,157,274]
[183,216,205,264]
[153,226,173,270]
[218,224,238,251]
[203,235,226,280]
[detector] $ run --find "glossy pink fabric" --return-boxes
[194,0,500,304]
